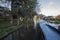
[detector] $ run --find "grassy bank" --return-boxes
[0,26,17,37]
[0,19,45,40]
[47,19,60,24]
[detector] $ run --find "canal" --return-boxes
[39,20,60,40]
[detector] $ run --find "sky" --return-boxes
[36,0,60,16]
[0,0,60,16]
[0,0,11,10]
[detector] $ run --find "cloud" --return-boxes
[46,2,54,8]
[41,2,60,16]
[48,2,54,6]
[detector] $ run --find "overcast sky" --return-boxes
[37,0,60,16]
[0,0,11,10]
[0,0,60,16]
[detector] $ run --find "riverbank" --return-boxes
[0,19,45,40]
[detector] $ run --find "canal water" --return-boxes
[39,20,60,40]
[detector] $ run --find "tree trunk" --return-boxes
[17,16,20,25]
[10,16,13,24]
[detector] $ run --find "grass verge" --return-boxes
[0,26,17,37]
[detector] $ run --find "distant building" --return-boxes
[56,15,60,19]
[0,6,10,18]
[0,6,4,16]
[44,16,55,20]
